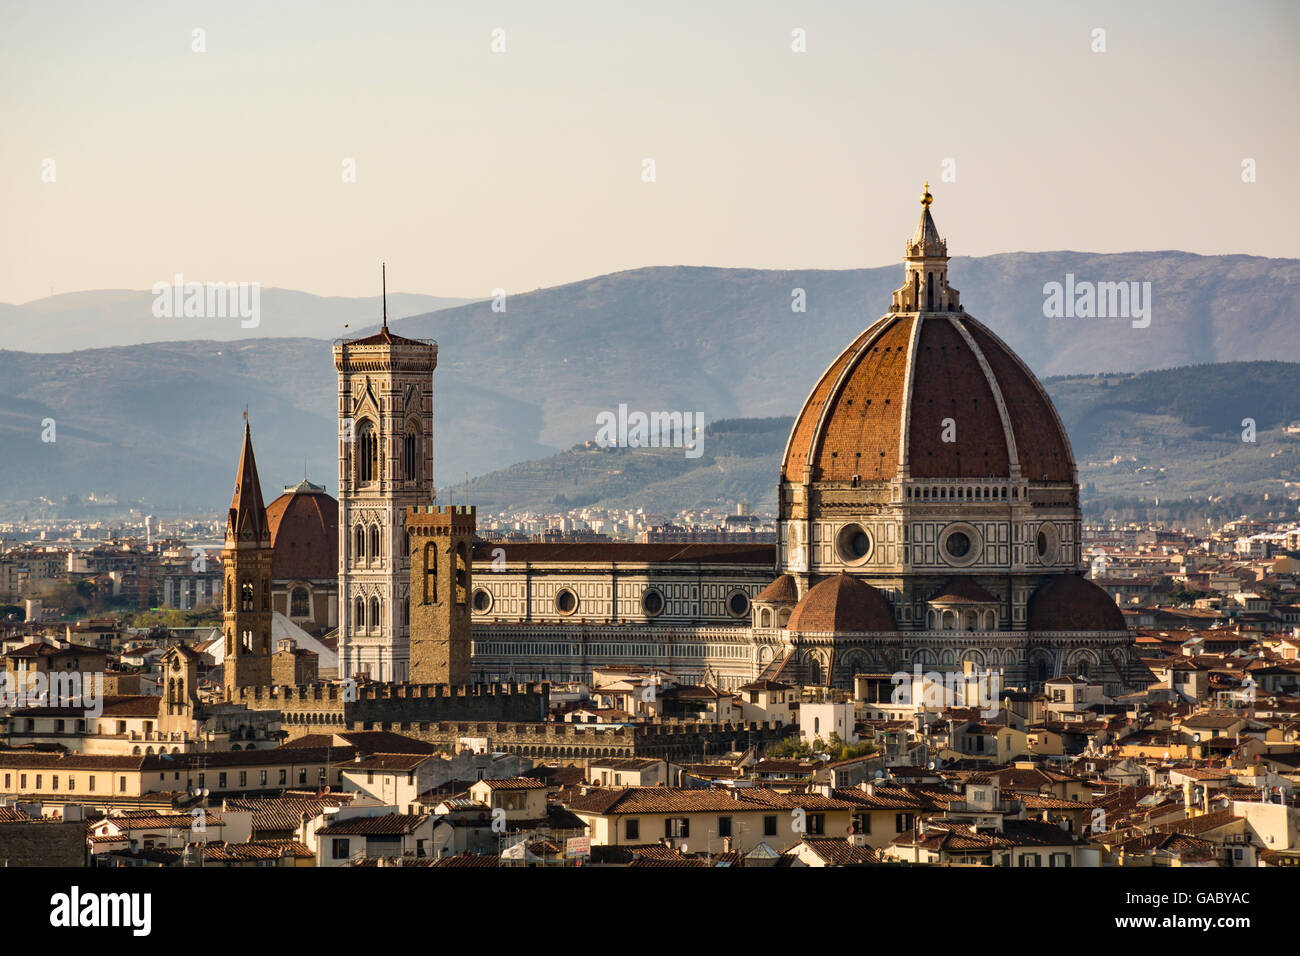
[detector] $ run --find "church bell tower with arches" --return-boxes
[223,421,275,696]
[333,266,438,682]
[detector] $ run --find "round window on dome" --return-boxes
[1037,523,1058,564]
[555,588,578,615]
[939,525,981,567]
[835,523,873,566]
[726,590,750,619]
[641,588,664,617]
[471,588,492,613]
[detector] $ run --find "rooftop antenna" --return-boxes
[382,261,388,330]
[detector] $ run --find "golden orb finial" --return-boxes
[921,181,932,207]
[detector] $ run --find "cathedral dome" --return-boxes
[1026,573,1125,632]
[780,198,1074,487]
[787,573,896,633]
[266,479,338,580]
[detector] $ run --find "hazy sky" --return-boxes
[2,0,1296,304]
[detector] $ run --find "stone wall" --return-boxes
[236,681,550,736]
[330,718,794,760]
[0,821,87,867]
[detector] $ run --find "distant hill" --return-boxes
[0,289,475,352]
[444,417,796,514]
[0,251,1296,515]
[450,363,1300,519]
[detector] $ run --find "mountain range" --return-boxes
[0,289,474,352]
[1,250,1295,517]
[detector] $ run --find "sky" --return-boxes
[1,0,1297,304]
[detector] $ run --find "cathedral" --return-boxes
[222,188,1150,699]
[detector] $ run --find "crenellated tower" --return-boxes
[406,504,475,685]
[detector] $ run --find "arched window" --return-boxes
[403,426,419,481]
[240,580,254,612]
[357,421,378,483]
[402,596,409,627]
[355,526,365,563]
[290,587,310,617]
[354,597,365,629]
[423,542,438,604]
[927,272,934,311]
[369,526,380,561]
[225,577,232,611]
[369,597,381,631]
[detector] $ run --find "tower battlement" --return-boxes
[407,505,477,535]
[233,679,550,730]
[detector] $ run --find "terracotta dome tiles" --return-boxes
[786,573,896,633]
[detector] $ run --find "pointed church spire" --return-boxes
[910,182,944,255]
[227,421,270,545]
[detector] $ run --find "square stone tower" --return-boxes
[333,271,438,682]
[406,505,474,685]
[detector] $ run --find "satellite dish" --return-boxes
[927,761,936,770]
[1193,733,1201,743]
[874,770,884,779]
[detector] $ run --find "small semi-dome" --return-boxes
[266,479,339,580]
[1027,574,1125,632]
[787,573,896,633]
[928,578,1000,605]
[755,573,800,604]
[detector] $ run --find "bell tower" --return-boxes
[222,422,274,696]
[334,266,438,682]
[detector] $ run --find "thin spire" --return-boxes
[382,261,388,330]
[228,421,270,544]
